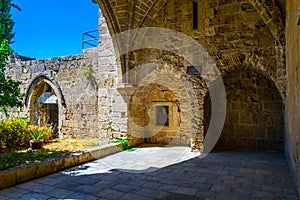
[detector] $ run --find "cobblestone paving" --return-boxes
[0,145,299,200]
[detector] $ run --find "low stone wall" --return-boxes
[0,143,124,190]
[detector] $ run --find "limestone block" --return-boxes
[63,154,79,168]
[16,164,37,183]
[36,161,52,177]
[0,169,17,189]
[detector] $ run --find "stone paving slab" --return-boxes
[0,145,299,199]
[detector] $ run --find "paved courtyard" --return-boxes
[0,145,299,199]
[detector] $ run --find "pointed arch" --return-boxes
[24,71,66,108]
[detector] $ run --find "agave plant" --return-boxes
[31,129,45,141]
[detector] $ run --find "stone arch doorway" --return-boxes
[213,70,284,151]
[30,81,59,138]
[25,72,65,138]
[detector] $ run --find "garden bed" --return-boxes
[0,142,124,189]
[0,138,99,171]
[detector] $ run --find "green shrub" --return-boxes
[0,118,31,151]
[0,118,53,152]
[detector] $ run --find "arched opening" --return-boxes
[25,73,65,139]
[29,81,59,138]
[213,70,284,151]
[24,72,66,137]
[129,83,180,145]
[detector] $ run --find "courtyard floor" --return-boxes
[0,144,299,200]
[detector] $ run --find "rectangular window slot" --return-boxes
[186,66,202,75]
[156,106,169,126]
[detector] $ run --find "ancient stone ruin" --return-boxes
[4,0,300,192]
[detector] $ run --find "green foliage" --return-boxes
[0,149,65,171]
[0,118,31,151]
[82,64,93,77]
[0,0,14,42]
[71,134,77,139]
[0,118,53,152]
[28,125,52,142]
[31,129,44,141]
[40,126,53,142]
[0,0,23,113]
[0,0,21,42]
[113,139,136,152]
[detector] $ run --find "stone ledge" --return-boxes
[0,143,124,190]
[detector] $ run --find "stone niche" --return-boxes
[147,101,180,144]
[128,83,181,145]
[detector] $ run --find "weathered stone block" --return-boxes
[63,154,79,168]
[36,161,52,177]
[51,158,64,172]
[16,164,37,184]
[78,151,92,164]
[0,169,17,189]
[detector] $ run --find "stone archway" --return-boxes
[25,72,65,138]
[214,69,284,151]
[30,82,59,138]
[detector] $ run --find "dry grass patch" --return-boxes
[0,138,99,171]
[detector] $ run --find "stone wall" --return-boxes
[151,0,285,94]
[92,0,287,150]
[6,10,127,142]
[6,0,289,154]
[119,0,286,150]
[7,51,99,138]
[217,70,284,151]
[127,62,201,146]
[96,11,128,144]
[286,0,300,193]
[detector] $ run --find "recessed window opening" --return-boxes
[156,105,169,126]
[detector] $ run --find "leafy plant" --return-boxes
[0,1,23,116]
[31,129,44,141]
[28,125,52,142]
[71,134,77,139]
[0,118,32,151]
[113,139,136,152]
[82,64,93,77]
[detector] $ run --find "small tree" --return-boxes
[0,0,22,117]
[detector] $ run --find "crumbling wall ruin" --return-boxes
[6,11,127,141]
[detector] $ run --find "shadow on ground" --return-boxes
[0,148,299,200]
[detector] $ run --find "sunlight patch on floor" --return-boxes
[63,146,201,176]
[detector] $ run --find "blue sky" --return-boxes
[11,0,99,60]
